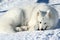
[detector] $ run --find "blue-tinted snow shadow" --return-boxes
[54,19,60,29]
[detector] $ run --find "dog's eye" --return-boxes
[40,22,41,24]
[44,23,46,24]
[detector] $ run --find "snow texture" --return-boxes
[0,0,60,40]
[0,29,60,40]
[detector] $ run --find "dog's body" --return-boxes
[0,4,37,33]
[0,3,59,33]
[0,8,25,33]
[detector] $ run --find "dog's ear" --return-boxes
[37,10,42,17]
[45,10,52,18]
[37,12,39,16]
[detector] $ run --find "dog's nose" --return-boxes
[37,28,40,30]
[41,28,47,30]
[41,28,44,30]
[37,28,44,30]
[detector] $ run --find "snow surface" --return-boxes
[0,29,60,40]
[0,0,60,40]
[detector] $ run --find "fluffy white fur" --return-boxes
[28,3,59,31]
[16,3,59,31]
[0,3,59,33]
[0,7,25,33]
[0,4,37,33]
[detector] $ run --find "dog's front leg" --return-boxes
[28,25,35,31]
[28,19,37,31]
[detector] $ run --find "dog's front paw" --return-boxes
[15,26,28,32]
[21,26,28,31]
[15,27,22,32]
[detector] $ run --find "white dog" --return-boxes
[0,3,59,33]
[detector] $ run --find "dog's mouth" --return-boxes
[37,28,45,30]
[37,26,48,30]
[37,28,46,31]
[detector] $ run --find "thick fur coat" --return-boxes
[0,3,59,33]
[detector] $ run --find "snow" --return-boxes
[0,0,60,40]
[0,0,37,11]
[0,0,37,16]
[0,29,60,40]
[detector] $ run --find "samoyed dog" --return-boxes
[28,3,59,31]
[0,3,59,33]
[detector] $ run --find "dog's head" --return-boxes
[29,3,58,31]
[37,10,53,30]
[33,4,55,30]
